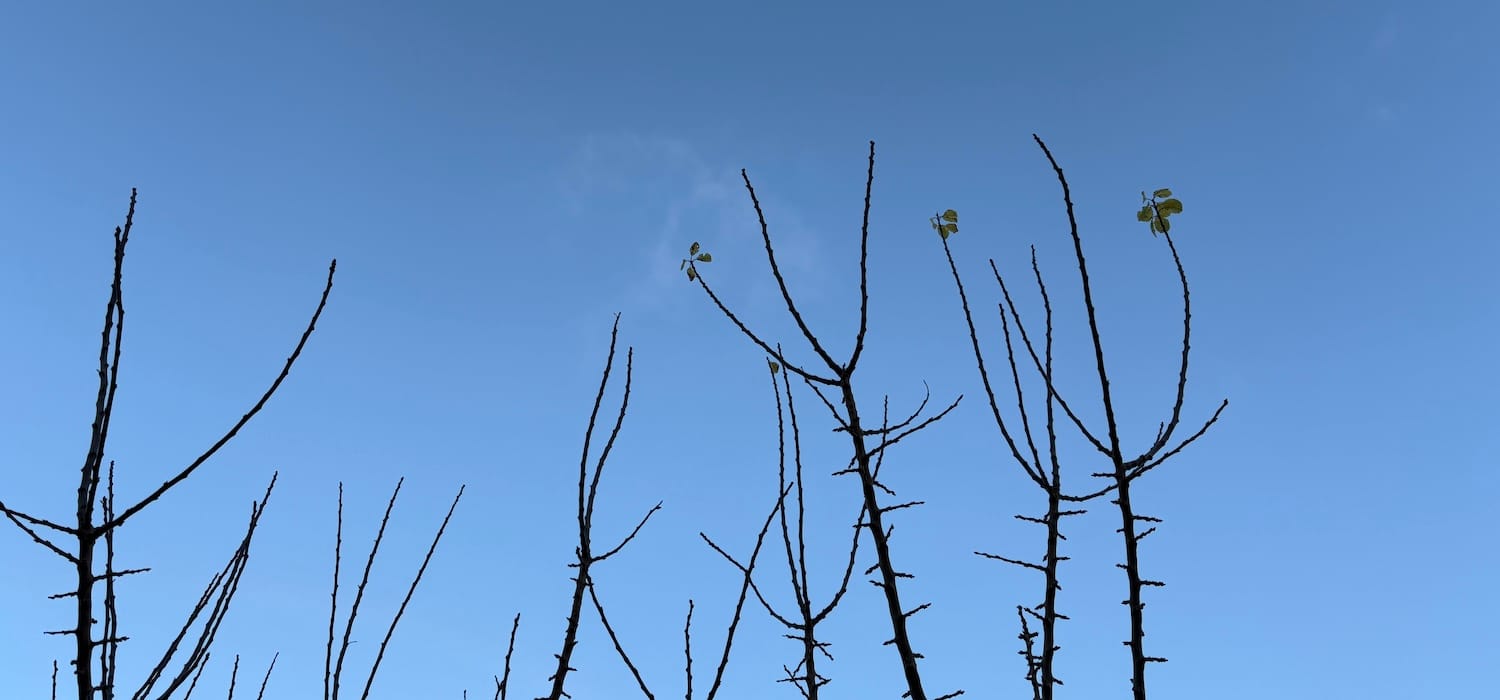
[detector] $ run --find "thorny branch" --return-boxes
[687,143,962,700]
[324,479,466,700]
[935,135,1226,699]
[0,189,335,700]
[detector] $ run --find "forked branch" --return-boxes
[0,189,336,700]
[685,143,962,700]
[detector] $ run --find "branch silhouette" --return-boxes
[0,189,335,700]
[934,136,1227,699]
[684,143,963,700]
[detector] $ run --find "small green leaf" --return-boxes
[768,360,780,374]
[696,253,712,262]
[686,266,697,281]
[939,227,952,240]
[1158,199,1183,216]
[942,209,959,223]
[1153,188,1172,199]
[690,241,700,256]
[1157,218,1171,233]
[680,259,687,270]
[1137,207,1153,223]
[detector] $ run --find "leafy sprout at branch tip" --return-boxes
[1136,189,1184,236]
[930,209,959,240]
[681,241,714,281]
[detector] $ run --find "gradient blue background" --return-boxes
[2,2,1495,698]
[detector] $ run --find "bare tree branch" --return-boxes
[102,259,336,533]
[357,485,466,700]
[688,143,957,700]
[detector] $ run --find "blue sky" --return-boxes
[2,2,1495,698]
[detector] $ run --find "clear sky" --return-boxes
[2,2,1495,698]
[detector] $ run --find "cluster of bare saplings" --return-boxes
[1,136,1224,700]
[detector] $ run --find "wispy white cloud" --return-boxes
[1368,103,1401,124]
[553,131,831,322]
[1358,9,1405,128]
[1370,9,1400,53]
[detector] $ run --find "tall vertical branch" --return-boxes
[682,143,963,700]
[0,190,336,699]
[1057,137,1226,697]
[540,314,662,700]
[1033,136,1152,697]
[935,136,1226,699]
[938,211,1085,699]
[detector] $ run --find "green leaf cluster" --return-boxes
[929,209,959,240]
[1136,188,1184,236]
[679,241,713,281]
